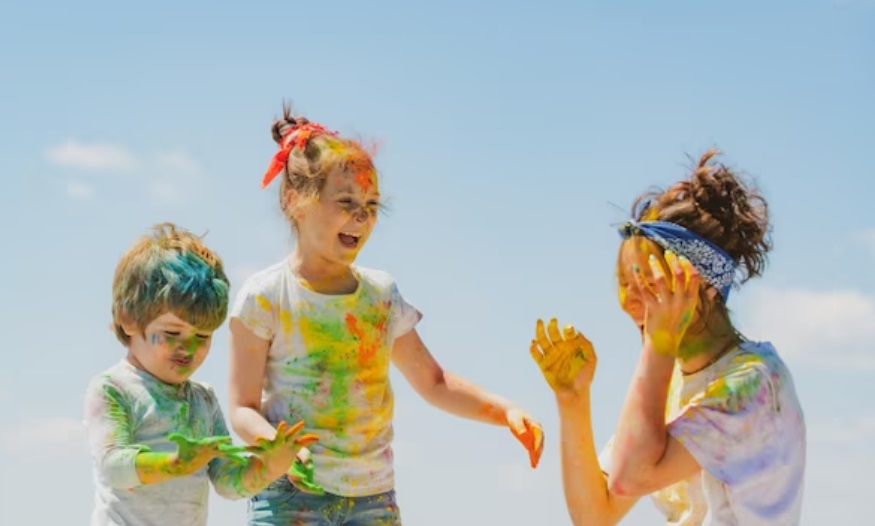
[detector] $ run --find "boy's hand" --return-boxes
[530,318,597,397]
[247,421,320,483]
[505,407,544,468]
[166,433,248,474]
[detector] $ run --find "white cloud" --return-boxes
[743,287,875,369]
[47,141,136,171]
[50,140,206,206]
[1,417,87,453]
[67,180,95,199]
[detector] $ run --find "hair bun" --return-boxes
[270,102,311,144]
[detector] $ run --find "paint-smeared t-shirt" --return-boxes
[600,341,805,525]
[84,360,253,526]
[230,261,421,497]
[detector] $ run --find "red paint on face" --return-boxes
[354,170,374,192]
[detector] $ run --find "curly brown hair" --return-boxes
[632,149,772,287]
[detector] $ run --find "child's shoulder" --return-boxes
[354,266,398,289]
[84,360,140,405]
[235,260,290,295]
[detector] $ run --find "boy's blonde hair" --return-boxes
[111,223,230,345]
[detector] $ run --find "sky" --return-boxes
[1,0,873,524]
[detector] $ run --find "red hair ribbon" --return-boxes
[261,122,337,188]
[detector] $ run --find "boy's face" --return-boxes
[124,312,213,384]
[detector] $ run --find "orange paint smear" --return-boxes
[345,313,379,364]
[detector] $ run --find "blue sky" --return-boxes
[1,1,873,524]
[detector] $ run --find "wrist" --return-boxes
[642,333,681,361]
[555,389,590,409]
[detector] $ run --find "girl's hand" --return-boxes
[286,447,325,495]
[247,420,319,481]
[530,318,596,397]
[505,407,544,468]
[636,250,701,355]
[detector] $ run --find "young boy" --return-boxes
[84,223,315,526]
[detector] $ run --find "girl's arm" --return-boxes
[531,319,637,525]
[607,343,700,497]
[391,328,527,426]
[609,251,703,496]
[228,318,278,444]
[555,392,638,526]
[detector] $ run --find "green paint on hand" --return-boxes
[288,458,325,495]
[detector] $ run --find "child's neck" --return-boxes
[677,316,740,375]
[290,250,358,295]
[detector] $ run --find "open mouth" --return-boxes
[338,232,361,249]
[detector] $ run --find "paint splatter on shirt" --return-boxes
[598,342,805,525]
[83,360,254,526]
[231,261,421,497]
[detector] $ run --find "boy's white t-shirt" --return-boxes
[600,341,806,525]
[84,360,253,526]
[231,261,421,497]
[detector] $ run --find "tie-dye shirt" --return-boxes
[230,261,422,497]
[600,341,806,525]
[84,360,254,526]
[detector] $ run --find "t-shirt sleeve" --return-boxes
[204,386,253,500]
[668,364,780,485]
[230,277,276,341]
[83,376,147,490]
[388,280,422,339]
[597,435,615,475]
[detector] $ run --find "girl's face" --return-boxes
[616,238,668,331]
[293,167,381,267]
[124,312,213,384]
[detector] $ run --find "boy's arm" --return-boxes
[391,328,544,467]
[84,378,149,489]
[207,392,273,500]
[85,378,242,489]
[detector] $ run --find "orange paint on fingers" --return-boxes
[295,434,319,446]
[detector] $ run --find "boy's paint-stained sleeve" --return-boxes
[83,376,147,490]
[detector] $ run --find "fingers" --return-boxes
[529,339,543,364]
[664,250,684,292]
[528,421,544,469]
[632,262,659,303]
[295,434,319,447]
[677,255,701,298]
[534,319,552,355]
[546,319,562,347]
[648,253,669,295]
[285,420,306,438]
[506,409,527,436]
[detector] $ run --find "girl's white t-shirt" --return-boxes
[231,260,421,497]
[601,341,806,525]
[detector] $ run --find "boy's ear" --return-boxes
[116,315,139,337]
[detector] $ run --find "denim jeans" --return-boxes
[248,476,401,526]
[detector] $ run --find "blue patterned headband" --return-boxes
[618,220,737,300]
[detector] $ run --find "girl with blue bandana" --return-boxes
[530,150,805,525]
